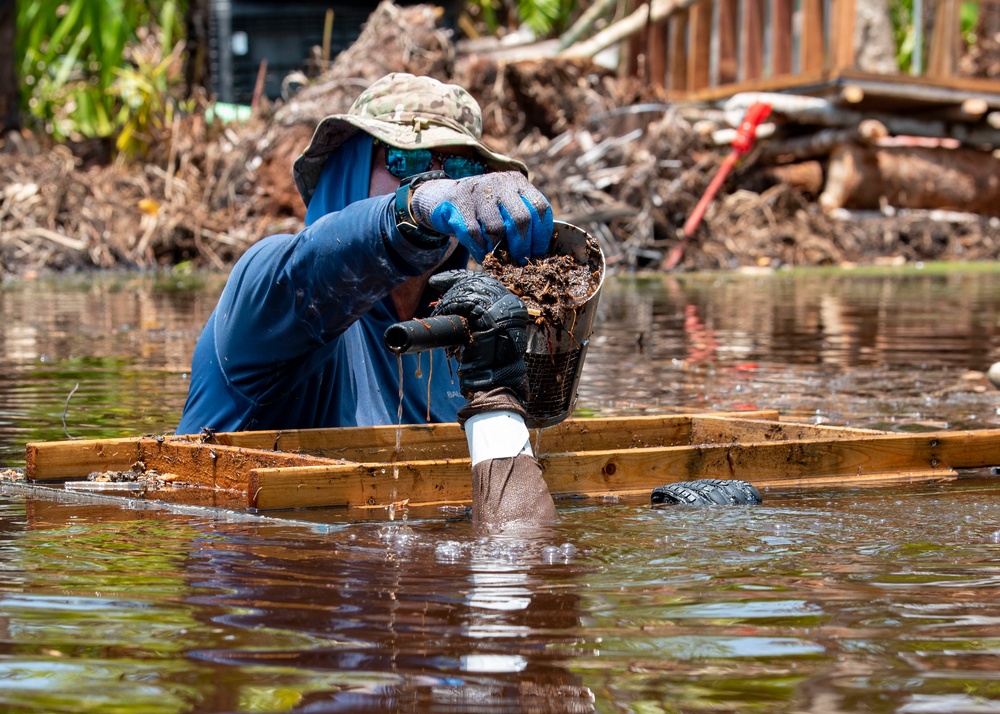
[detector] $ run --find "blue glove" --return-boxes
[429,269,529,399]
[410,171,553,265]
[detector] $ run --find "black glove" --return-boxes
[429,269,529,399]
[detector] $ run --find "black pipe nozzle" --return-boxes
[383,315,470,355]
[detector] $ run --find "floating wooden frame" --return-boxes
[22,411,1000,519]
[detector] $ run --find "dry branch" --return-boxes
[558,0,700,59]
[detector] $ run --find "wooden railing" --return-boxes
[622,0,1000,100]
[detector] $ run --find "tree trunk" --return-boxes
[820,143,1000,216]
[854,0,898,73]
[0,0,18,133]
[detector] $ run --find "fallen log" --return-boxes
[758,120,887,163]
[819,143,1000,216]
[753,161,825,196]
[723,93,1000,148]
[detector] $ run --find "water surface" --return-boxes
[2,265,1000,713]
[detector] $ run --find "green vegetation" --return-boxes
[468,0,577,37]
[890,0,979,73]
[16,0,186,158]
[16,0,576,158]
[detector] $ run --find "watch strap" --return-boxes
[394,170,449,248]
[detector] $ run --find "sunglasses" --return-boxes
[378,140,488,180]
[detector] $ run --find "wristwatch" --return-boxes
[394,170,449,248]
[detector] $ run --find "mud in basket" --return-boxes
[521,221,606,429]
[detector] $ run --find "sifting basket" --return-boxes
[520,221,605,428]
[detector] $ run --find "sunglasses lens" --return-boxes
[442,156,487,179]
[386,147,433,178]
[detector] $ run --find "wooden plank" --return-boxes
[250,460,474,510]
[537,411,780,451]
[667,9,690,91]
[740,0,766,81]
[674,70,825,101]
[679,65,1000,104]
[831,68,1000,104]
[649,18,669,88]
[801,0,827,73]
[717,0,739,84]
[195,422,469,461]
[25,411,780,482]
[829,0,857,71]
[25,437,140,481]
[771,0,793,75]
[688,416,882,444]
[927,0,960,79]
[624,0,643,78]
[687,0,712,89]
[247,429,1000,510]
[930,429,1000,469]
[27,437,333,489]
[178,411,782,462]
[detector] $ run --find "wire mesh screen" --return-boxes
[523,345,585,428]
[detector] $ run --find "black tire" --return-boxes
[690,478,762,505]
[650,483,713,506]
[650,479,762,507]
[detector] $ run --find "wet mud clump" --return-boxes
[482,230,604,333]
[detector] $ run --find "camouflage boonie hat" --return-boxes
[293,73,528,207]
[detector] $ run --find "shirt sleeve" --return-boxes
[211,195,451,395]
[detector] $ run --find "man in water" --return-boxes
[177,73,556,527]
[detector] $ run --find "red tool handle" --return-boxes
[731,101,772,156]
[670,101,773,254]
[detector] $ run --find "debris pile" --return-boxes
[2,0,1000,278]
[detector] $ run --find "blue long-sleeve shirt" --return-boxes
[176,194,467,434]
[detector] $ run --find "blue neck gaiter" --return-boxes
[304,133,375,226]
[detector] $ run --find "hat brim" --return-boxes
[293,114,528,206]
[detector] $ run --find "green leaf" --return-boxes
[47,0,88,60]
[52,25,91,86]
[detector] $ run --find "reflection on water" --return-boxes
[582,267,1000,429]
[0,273,223,461]
[2,266,1000,712]
[4,483,1000,713]
[1,265,999,465]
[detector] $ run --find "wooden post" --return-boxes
[801,0,829,73]
[831,0,861,72]
[740,0,765,80]
[649,18,670,88]
[625,0,644,78]
[717,0,739,84]
[771,0,794,75]
[322,9,335,62]
[688,0,713,89]
[668,9,690,91]
[927,0,960,79]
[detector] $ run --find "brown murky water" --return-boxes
[2,266,1000,713]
